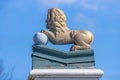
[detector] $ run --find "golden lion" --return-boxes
[41,8,94,51]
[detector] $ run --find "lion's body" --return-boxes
[42,8,94,51]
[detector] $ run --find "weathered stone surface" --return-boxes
[32,45,95,69]
[33,32,48,45]
[41,8,94,51]
[28,69,104,80]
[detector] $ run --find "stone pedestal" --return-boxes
[28,45,104,80]
[32,45,95,69]
[28,69,103,80]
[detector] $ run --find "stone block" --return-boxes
[32,45,95,69]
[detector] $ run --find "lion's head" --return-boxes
[46,8,69,32]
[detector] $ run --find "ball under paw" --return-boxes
[33,32,48,45]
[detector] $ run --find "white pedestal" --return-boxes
[28,69,104,80]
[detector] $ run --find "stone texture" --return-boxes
[41,8,94,51]
[33,32,48,45]
[28,69,104,80]
[32,45,95,69]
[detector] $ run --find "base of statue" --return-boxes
[28,45,104,80]
[32,45,95,69]
[28,69,103,80]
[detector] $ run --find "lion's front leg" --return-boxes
[70,45,90,51]
[41,30,57,44]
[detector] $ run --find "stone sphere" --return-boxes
[33,32,48,45]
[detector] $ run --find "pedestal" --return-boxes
[32,45,95,69]
[28,69,103,80]
[28,45,104,80]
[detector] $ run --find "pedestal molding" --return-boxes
[29,69,103,78]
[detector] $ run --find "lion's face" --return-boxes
[46,21,55,29]
[46,8,68,32]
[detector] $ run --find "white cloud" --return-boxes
[5,1,24,8]
[75,13,86,23]
[38,0,76,8]
[38,0,120,12]
[75,13,95,29]
[78,0,98,11]
[0,1,24,15]
[56,0,76,4]
[77,13,85,18]
[78,0,120,11]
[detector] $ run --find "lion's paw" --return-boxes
[41,30,46,33]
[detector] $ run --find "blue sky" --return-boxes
[0,0,120,80]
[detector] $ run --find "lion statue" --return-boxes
[41,8,94,51]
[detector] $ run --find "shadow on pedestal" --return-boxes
[32,45,95,69]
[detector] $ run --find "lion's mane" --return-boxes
[46,8,70,33]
